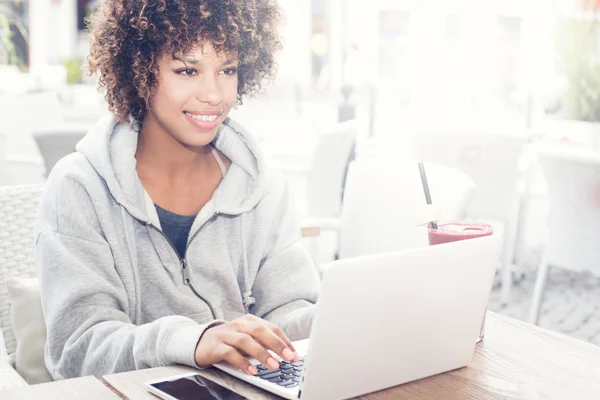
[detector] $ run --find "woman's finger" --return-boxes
[217,343,257,375]
[242,320,295,363]
[263,320,297,354]
[225,332,279,370]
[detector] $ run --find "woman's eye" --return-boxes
[177,69,197,76]
[221,67,238,76]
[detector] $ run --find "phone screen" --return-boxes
[150,374,248,400]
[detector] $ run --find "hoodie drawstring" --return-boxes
[240,214,255,312]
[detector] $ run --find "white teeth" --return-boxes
[186,112,218,122]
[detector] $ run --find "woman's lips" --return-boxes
[184,111,222,130]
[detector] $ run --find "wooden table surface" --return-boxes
[101,311,600,400]
[0,376,121,400]
[103,366,281,400]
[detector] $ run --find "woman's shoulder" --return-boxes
[46,151,102,191]
[40,151,109,218]
[36,152,108,235]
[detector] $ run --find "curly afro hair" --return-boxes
[87,0,282,126]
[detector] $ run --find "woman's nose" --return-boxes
[197,76,223,106]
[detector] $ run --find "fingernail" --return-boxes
[247,365,258,375]
[282,348,294,361]
[293,351,300,362]
[267,357,279,370]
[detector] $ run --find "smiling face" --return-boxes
[142,43,239,149]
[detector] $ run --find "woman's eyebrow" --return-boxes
[221,59,239,67]
[173,56,199,65]
[172,57,238,66]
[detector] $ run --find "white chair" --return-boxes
[0,185,43,388]
[337,159,475,259]
[268,120,356,217]
[4,154,45,186]
[529,148,600,325]
[273,121,357,263]
[416,130,527,304]
[32,125,88,177]
[0,134,7,185]
[0,92,64,158]
[304,121,357,219]
[0,135,41,187]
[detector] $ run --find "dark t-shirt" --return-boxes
[155,204,196,259]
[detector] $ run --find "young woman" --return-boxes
[35,0,320,380]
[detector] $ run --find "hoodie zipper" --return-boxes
[149,212,220,320]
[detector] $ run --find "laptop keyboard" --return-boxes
[254,358,305,388]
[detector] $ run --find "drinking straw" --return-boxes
[418,162,438,230]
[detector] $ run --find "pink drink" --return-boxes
[428,221,493,344]
[428,221,493,246]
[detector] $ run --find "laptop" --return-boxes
[214,235,502,400]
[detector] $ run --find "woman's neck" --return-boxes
[136,118,214,184]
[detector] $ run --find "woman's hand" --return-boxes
[195,314,300,375]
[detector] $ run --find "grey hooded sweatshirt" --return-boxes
[35,115,321,380]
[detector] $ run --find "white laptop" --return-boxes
[214,235,502,400]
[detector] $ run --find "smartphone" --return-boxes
[146,372,248,400]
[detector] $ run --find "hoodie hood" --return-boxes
[76,114,271,225]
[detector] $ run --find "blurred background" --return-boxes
[1,0,600,345]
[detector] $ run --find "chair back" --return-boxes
[0,185,43,357]
[417,130,526,220]
[539,148,600,274]
[338,159,475,259]
[0,92,63,158]
[32,126,87,177]
[0,134,7,186]
[305,121,357,218]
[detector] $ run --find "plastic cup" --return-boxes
[428,221,493,344]
[428,221,493,246]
